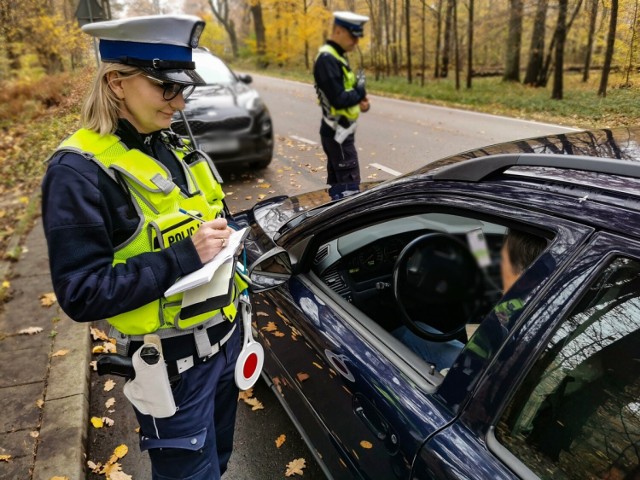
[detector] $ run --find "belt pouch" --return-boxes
[123,343,177,418]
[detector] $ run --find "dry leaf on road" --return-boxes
[18,326,43,335]
[0,454,12,462]
[109,471,133,480]
[275,434,286,448]
[113,444,129,459]
[104,379,116,391]
[90,417,104,429]
[49,476,69,480]
[39,292,57,307]
[51,349,69,357]
[360,440,373,449]
[296,372,309,382]
[90,326,109,341]
[105,397,116,409]
[285,458,306,476]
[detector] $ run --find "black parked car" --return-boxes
[171,48,274,169]
[238,127,640,479]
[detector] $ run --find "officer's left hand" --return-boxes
[359,97,370,113]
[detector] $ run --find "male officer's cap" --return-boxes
[82,15,206,86]
[333,11,370,38]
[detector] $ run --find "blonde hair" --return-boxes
[81,63,141,135]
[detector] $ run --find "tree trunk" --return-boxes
[434,0,443,78]
[598,0,618,96]
[421,0,426,86]
[466,0,473,88]
[503,0,523,82]
[454,0,460,89]
[441,0,454,78]
[207,0,239,58]
[623,0,639,86]
[406,0,412,83]
[552,0,567,99]
[582,0,598,82]
[524,0,547,85]
[250,1,267,68]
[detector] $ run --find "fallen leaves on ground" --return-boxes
[275,434,286,448]
[90,327,109,341]
[39,292,57,307]
[92,342,116,354]
[238,388,264,411]
[296,372,309,382]
[51,349,69,357]
[360,440,373,449]
[49,476,69,480]
[91,417,104,429]
[105,397,116,409]
[0,454,12,462]
[18,326,43,335]
[285,458,306,476]
[88,444,131,479]
[104,379,116,392]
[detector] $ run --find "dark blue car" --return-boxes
[235,127,640,479]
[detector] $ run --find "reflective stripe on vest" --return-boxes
[315,44,360,124]
[57,129,247,335]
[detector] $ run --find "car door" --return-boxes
[413,232,640,479]
[252,193,593,480]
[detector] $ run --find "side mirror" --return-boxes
[248,247,292,292]
[237,73,253,84]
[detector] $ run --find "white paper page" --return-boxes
[164,227,248,296]
[181,258,235,307]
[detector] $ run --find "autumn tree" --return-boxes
[207,0,239,58]
[599,0,618,96]
[503,0,523,82]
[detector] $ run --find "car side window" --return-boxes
[495,257,640,479]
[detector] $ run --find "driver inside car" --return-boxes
[393,228,547,373]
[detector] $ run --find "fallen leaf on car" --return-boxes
[296,372,309,382]
[360,440,373,449]
[90,326,109,341]
[285,458,306,476]
[105,397,116,409]
[0,454,12,462]
[275,434,286,448]
[104,379,116,391]
[39,292,57,307]
[91,416,104,428]
[18,326,43,335]
[51,349,69,357]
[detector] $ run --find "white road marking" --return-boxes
[290,135,317,145]
[370,163,402,176]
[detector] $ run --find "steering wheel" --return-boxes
[392,233,484,342]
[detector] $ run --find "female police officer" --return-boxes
[41,15,245,480]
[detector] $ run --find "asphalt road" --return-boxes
[86,74,576,479]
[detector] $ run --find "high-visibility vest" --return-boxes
[57,129,245,335]
[315,44,360,125]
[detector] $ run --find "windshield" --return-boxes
[193,52,235,85]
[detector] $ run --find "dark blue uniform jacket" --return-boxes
[42,120,203,323]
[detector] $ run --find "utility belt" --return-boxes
[323,116,357,144]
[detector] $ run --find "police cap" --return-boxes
[333,11,370,38]
[82,15,206,86]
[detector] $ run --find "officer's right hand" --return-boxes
[191,218,231,263]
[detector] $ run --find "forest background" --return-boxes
[0,0,638,271]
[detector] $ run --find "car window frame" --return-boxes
[279,191,594,399]
[478,232,640,478]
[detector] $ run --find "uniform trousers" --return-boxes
[133,326,241,480]
[321,133,361,200]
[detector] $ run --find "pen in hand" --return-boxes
[179,208,205,223]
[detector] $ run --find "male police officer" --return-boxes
[314,11,370,200]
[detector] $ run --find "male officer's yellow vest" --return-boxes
[58,129,244,335]
[316,44,360,123]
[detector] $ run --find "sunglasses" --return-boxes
[142,75,196,101]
